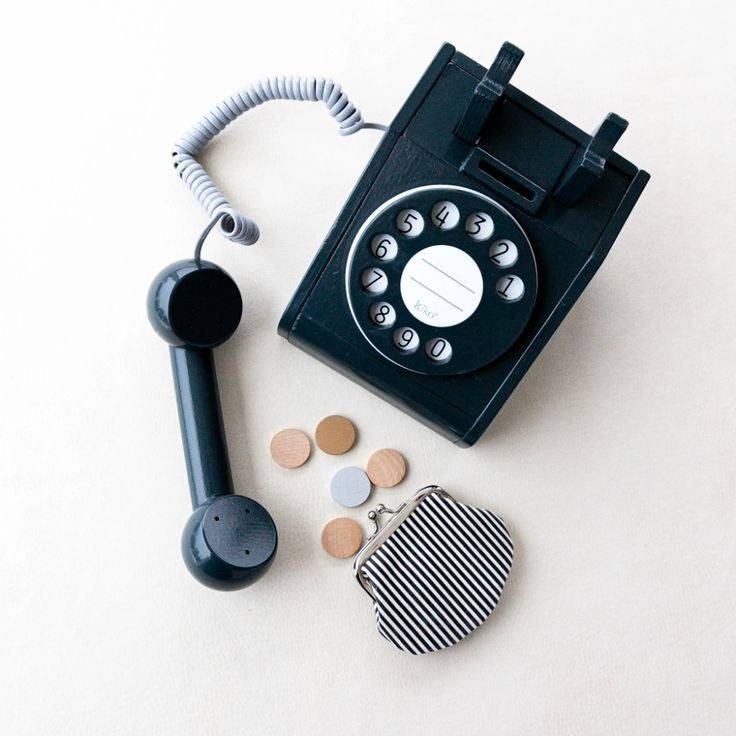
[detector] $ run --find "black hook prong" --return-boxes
[554,113,629,206]
[455,42,524,144]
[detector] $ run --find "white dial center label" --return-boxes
[400,245,483,327]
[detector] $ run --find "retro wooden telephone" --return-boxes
[278,42,649,445]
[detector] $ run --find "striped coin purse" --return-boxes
[353,486,514,655]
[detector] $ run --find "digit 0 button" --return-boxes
[315,415,357,455]
[269,428,311,468]
[366,449,406,488]
[321,517,363,558]
[425,337,452,363]
[330,467,372,508]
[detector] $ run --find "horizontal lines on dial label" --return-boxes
[400,245,483,328]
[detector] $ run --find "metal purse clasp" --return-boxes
[353,485,450,599]
[367,503,405,538]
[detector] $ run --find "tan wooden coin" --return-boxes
[366,448,406,488]
[315,415,356,455]
[321,517,363,558]
[269,428,311,468]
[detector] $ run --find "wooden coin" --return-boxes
[321,517,363,558]
[315,415,356,455]
[366,448,407,488]
[269,428,311,468]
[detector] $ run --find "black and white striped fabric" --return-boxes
[360,491,513,655]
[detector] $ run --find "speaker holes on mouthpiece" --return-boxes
[245,549,250,555]
[214,516,220,521]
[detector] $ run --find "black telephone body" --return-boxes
[278,42,650,447]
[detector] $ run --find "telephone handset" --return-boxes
[147,250,278,590]
[171,41,649,450]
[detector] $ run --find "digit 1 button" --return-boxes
[392,327,419,353]
[495,275,525,302]
[369,301,396,328]
[464,212,494,241]
[489,239,518,267]
[361,267,387,294]
[425,337,452,363]
[430,201,460,230]
[370,234,398,261]
[396,209,424,237]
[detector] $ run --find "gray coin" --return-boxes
[330,466,372,508]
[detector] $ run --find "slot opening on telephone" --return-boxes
[477,159,536,202]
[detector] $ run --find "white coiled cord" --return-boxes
[172,76,386,246]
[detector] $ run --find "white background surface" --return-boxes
[1,1,734,733]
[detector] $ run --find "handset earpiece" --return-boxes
[147,258,277,590]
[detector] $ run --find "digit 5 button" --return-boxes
[396,209,424,237]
